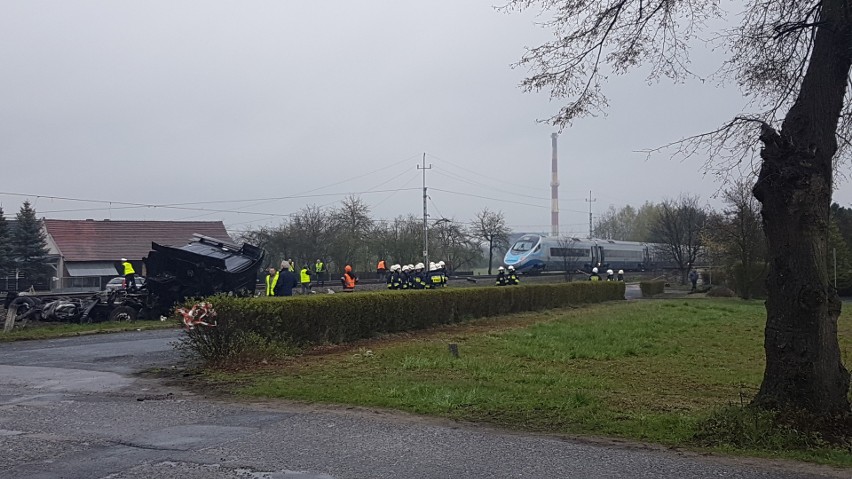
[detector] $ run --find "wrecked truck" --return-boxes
[142,234,265,317]
[3,234,265,331]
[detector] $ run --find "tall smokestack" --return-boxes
[550,133,559,237]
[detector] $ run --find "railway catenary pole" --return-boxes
[550,133,559,237]
[417,153,432,268]
[585,190,596,239]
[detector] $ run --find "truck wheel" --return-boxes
[108,305,137,322]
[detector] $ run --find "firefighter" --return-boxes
[387,264,401,290]
[427,262,443,289]
[437,260,448,287]
[495,266,508,286]
[412,263,426,289]
[120,258,138,293]
[265,266,279,297]
[300,264,312,294]
[617,269,625,281]
[589,267,601,281]
[606,269,614,281]
[507,265,520,285]
[399,264,410,290]
[342,265,357,292]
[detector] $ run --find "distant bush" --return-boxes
[182,282,625,365]
[706,286,736,298]
[639,281,665,297]
[728,262,768,299]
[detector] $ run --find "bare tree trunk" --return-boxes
[752,0,852,415]
[487,238,494,275]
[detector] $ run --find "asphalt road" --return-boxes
[0,327,842,478]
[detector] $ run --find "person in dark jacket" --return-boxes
[495,266,508,286]
[274,261,299,297]
[506,265,520,285]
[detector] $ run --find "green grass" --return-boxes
[0,319,179,341]
[210,299,852,467]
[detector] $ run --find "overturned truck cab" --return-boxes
[143,234,265,318]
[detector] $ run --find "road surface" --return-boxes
[0,328,841,478]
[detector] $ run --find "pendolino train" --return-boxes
[503,234,672,273]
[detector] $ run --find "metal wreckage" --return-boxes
[3,235,264,332]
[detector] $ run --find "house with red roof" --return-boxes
[43,219,231,290]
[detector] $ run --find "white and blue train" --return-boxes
[503,234,670,273]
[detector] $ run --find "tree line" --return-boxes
[593,180,852,300]
[236,196,512,275]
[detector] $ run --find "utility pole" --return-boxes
[550,133,559,237]
[418,153,432,268]
[585,190,596,239]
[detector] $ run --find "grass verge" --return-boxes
[0,319,179,341]
[205,299,852,467]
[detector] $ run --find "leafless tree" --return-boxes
[651,195,707,284]
[328,196,373,272]
[714,180,767,299]
[473,208,511,275]
[505,0,852,416]
[553,236,586,281]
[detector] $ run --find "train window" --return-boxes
[550,248,588,257]
[511,235,540,252]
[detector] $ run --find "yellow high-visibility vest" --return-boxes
[122,261,135,275]
[266,272,279,296]
[300,268,311,283]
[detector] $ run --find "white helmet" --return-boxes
[407,264,414,271]
[401,265,409,272]
[415,262,424,270]
[607,269,613,275]
[618,269,624,275]
[498,266,505,271]
[430,263,438,271]
[592,267,598,273]
[392,264,400,272]
[437,261,445,267]
[508,265,515,271]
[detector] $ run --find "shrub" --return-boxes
[706,286,736,298]
[639,281,665,297]
[183,282,625,365]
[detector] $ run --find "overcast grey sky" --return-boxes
[2,0,851,237]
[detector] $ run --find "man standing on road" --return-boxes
[688,269,699,292]
[265,267,279,297]
[275,261,299,297]
[300,265,313,294]
[120,258,137,293]
[315,258,325,287]
[377,259,387,281]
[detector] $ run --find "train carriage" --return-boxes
[504,234,664,273]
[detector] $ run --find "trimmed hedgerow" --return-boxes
[183,282,624,364]
[639,280,666,297]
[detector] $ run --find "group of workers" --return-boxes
[385,261,448,290]
[494,266,520,286]
[588,267,625,282]
[265,258,338,297]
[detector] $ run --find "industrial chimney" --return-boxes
[550,133,559,237]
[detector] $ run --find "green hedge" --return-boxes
[183,282,625,363]
[639,280,665,297]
